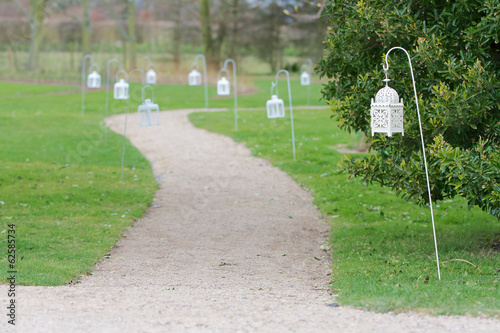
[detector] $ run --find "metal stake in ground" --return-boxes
[81,54,93,117]
[371,46,441,280]
[218,59,238,131]
[300,58,313,105]
[120,69,145,181]
[189,54,209,110]
[267,69,296,161]
[105,58,120,141]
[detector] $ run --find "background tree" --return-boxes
[248,1,285,72]
[319,0,500,217]
[81,0,91,55]
[20,0,49,70]
[126,0,136,68]
[199,0,239,68]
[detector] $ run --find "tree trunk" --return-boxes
[199,0,213,66]
[128,0,137,69]
[269,4,281,73]
[172,0,182,69]
[229,0,239,61]
[82,0,91,55]
[213,20,226,67]
[27,0,48,70]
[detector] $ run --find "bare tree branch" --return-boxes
[11,0,30,17]
[284,0,326,20]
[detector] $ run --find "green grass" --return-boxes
[189,108,500,316]
[0,82,157,285]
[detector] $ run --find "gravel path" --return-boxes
[2,109,498,332]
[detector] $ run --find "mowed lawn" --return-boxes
[0,82,157,285]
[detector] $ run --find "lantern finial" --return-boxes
[383,68,391,86]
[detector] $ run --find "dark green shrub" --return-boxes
[319,0,500,217]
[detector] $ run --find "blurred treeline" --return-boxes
[0,0,327,81]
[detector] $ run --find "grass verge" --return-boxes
[189,108,500,316]
[0,82,157,285]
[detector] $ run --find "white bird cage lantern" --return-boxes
[138,85,159,126]
[188,69,202,86]
[370,77,404,137]
[217,77,230,95]
[87,70,101,89]
[266,95,285,119]
[146,69,157,85]
[300,71,310,86]
[113,79,129,100]
[138,99,160,126]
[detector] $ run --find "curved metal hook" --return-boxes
[89,62,100,72]
[270,81,277,96]
[301,58,313,72]
[381,46,440,281]
[273,69,295,161]
[116,69,128,82]
[144,56,156,70]
[192,54,205,69]
[129,68,145,84]
[141,84,154,103]
[218,68,229,79]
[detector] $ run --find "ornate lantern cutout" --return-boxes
[217,76,230,95]
[370,75,404,137]
[137,85,159,126]
[146,69,157,84]
[114,78,129,100]
[188,69,202,86]
[87,66,101,89]
[300,71,310,86]
[266,95,285,119]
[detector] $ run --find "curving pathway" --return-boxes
[2,109,498,332]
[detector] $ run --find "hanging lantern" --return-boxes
[138,99,160,127]
[217,77,230,95]
[266,95,285,119]
[300,71,310,86]
[188,69,202,86]
[146,69,157,85]
[87,70,101,88]
[113,79,129,100]
[370,78,404,137]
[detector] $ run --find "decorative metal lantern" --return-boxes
[138,99,160,126]
[217,76,230,95]
[266,95,285,119]
[137,85,159,126]
[146,69,157,84]
[188,69,202,86]
[300,71,310,86]
[370,77,404,137]
[113,78,129,100]
[87,70,101,89]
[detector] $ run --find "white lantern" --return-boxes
[300,71,310,86]
[138,99,160,126]
[217,77,230,95]
[266,95,285,119]
[188,69,202,86]
[113,79,129,100]
[146,69,157,84]
[87,71,101,88]
[370,81,404,137]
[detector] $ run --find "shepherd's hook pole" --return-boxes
[384,46,441,280]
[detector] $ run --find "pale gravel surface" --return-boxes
[2,109,499,332]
